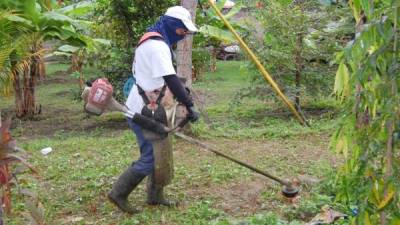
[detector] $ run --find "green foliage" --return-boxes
[95,47,132,101]
[95,0,177,47]
[192,61,339,140]
[0,0,91,118]
[333,0,400,223]
[197,25,236,44]
[241,213,303,225]
[195,0,247,50]
[192,48,212,79]
[245,0,346,104]
[92,0,177,100]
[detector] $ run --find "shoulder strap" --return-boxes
[136,85,150,105]
[156,85,167,104]
[132,32,166,78]
[136,84,167,105]
[137,32,164,46]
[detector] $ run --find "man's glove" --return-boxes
[187,106,200,123]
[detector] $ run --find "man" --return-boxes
[108,6,200,214]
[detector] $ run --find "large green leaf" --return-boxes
[216,0,227,10]
[199,25,236,44]
[42,11,74,24]
[334,61,350,101]
[46,51,72,57]
[93,38,111,46]
[224,2,243,19]
[58,44,79,53]
[24,0,40,23]
[4,15,33,27]
[57,1,95,16]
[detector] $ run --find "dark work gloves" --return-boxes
[187,106,200,122]
[163,74,199,123]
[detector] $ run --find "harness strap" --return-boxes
[156,86,167,104]
[138,32,163,46]
[134,32,169,104]
[132,31,166,77]
[137,84,167,105]
[137,31,174,59]
[137,85,150,105]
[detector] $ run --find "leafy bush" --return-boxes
[333,0,400,223]
[95,47,132,101]
[242,0,351,107]
[192,48,212,80]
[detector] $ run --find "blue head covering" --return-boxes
[147,15,188,48]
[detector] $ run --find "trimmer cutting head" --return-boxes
[281,185,299,198]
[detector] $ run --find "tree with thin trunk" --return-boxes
[176,0,198,88]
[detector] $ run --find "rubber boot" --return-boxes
[146,173,178,207]
[108,167,146,213]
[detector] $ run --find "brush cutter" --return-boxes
[174,132,299,198]
[81,86,299,198]
[81,86,188,133]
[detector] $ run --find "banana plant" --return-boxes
[0,0,94,118]
[195,0,246,71]
[50,38,111,88]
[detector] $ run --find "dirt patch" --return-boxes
[53,90,71,97]
[213,179,267,215]
[204,134,337,170]
[39,71,75,85]
[177,134,338,218]
[184,178,280,217]
[83,119,128,131]
[40,77,72,85]
[8,107,128,139]
[192,89,218,107]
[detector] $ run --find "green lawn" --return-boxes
[3,61,345,225]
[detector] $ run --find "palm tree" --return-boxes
[0,0,88,118]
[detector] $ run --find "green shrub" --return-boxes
[192,48,211,81]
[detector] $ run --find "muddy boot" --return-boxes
[108,167,145,213]
[146,173,178,207]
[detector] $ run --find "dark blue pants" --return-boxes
[127,118,154,175]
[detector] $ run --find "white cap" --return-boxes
[165,6,198,32]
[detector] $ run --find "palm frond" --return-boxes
[0,72,13,96]
[11,48,46,78]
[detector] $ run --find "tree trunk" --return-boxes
[71,53,84,89]
[13,70,23,118]
[294,33,303,111]
[13,44,42,119]
[176,0,198,88]
[38,42,46,80]
[24,54,38,119]
[176,0,198,134]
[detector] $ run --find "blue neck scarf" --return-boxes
[147,16,187,48]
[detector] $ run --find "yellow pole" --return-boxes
[207,0,308,126]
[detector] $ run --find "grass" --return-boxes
[2,61,345,224]
[193,61,339,140]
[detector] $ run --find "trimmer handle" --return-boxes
[177,116,190,128]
